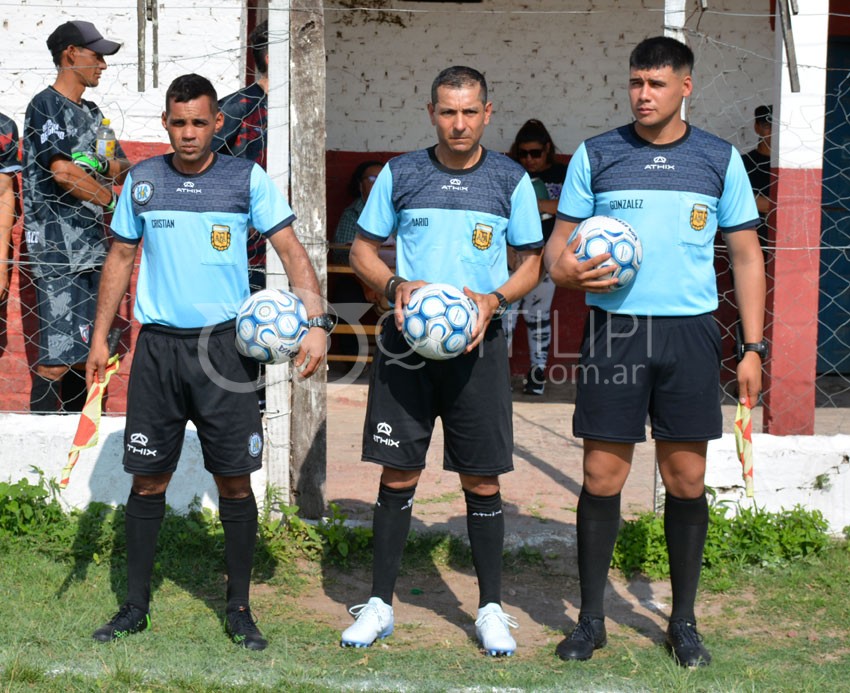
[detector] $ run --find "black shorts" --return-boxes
[362,319,513,476]
[123,321,263,477]
[33,271,100,366]
[573,310,722,443]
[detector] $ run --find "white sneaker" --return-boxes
[475,602,518,656]
[340,597,394,648]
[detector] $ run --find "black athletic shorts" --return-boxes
[361,319,513,476]
[123,320,263,477]
[573,309,722,443]
[33,270,100,366]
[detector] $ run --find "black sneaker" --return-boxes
[666,619,711,667]
[92,602,150,642]
[555,615,607,661]
[523,366,546,396]
[226,606,268,651]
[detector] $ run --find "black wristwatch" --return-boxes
[737,339,769,362]
[490,291,508,319]
[307,313,336,333]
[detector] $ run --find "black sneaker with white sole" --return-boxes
[523,366,546,396]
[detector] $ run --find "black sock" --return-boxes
[464,489,504,608]
[220,493,259,612]
[60,370,88,413]
[125,491,166,610]
[30,374,61,413]
[665,492,708,623]
[576,487,621,619]
[370,484,416,605]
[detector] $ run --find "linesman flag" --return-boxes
[60,328,122,490]
[734,397,754,498]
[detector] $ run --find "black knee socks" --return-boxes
[370,484,416,605]
[30,374,61,413]
[665,492,709,623]
[464,489,504,608]
[125,491,166,610]
[219,493,259,613]
[576,487,621,619]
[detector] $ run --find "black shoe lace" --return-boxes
[110,603,141,627]
[570,616,598,642]
[230,608,261,636]
[671,621,703,648]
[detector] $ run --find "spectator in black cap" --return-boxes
[22,21,131,413]
[741,105,776,247]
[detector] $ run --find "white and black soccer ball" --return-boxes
[235,289,308,364]
[402,283,479,360]
[568,215,643,291]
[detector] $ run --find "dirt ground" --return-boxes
[312,371,672,652]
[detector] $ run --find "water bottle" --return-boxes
[95,118,116,159]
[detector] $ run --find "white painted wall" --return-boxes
[2,413,848,535]
[1,1,775,155]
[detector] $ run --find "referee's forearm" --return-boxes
[92,243,136,343]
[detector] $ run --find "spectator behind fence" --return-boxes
[506,119,567,396]
[545,36,765,668]
[741,104,776,248]
[0,112,21,304]
[332,160,384,264]
[22,21,131,413]
[214,20,269,292]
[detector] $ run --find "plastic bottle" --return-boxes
[95,118,116,159]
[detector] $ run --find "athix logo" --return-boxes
[373,422,399,448]
[442,177,469,192]
[127,432,158,457]
[644,155,675,171]
[177,180,202,194]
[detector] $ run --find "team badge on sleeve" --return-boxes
[211,224,231,251]
[132,181,154,205]
[472,222,493,251]
[690,203,709,231]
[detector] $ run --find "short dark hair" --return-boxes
[630,36,694,74]
[250,21,269,76]
[754,104,773,125]
[430,66,488,106]
[510,119,557,165]
[165,74,218,112]
[348,160,384,198]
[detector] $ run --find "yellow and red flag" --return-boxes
[734,397,754,498]
[60,330,122,490]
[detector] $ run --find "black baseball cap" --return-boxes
[47,21,122,56]
[754,104,773,124]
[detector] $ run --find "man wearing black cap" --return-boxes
[741,105,776,247]
[23,20,132,413]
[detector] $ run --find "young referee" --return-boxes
[545,37,766,667]
[87,74,330,650]
[339,66,543,656]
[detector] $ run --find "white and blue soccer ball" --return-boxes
[402,283,479,360]
[235,289,309,364]
[568,215,643,291]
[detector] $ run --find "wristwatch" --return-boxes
[307,313,336,333]
[737,339,769,362]
[490,291,508,319]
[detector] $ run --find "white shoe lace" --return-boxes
[346,601,391,635]
[476,606,518,651]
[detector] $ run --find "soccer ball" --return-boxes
[402,283,479,360]
[568,215,643,291]
[235,289,308,364]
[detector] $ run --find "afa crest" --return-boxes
[471,223,493,251]
[690,203,709,231]
[211,224,231,251]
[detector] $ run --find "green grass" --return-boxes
[2,533,850,691]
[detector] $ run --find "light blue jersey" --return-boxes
[357,147,543,295]
[558,124,759,316]
[112,154,295,327]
